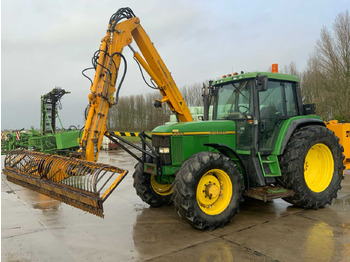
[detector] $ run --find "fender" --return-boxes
[205,143,250,190]
[279,118,325,155]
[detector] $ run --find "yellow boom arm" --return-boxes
[2,8,192,217]
[80,8,193,162]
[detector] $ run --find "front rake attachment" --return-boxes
[3,149,128,217]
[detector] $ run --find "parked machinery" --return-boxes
[1,88,80,155]
[3,8,348,229]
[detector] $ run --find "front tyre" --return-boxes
[173,152,242,230]
[133,160,173,207]
[280,125,344,209]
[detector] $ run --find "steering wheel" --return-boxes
[238,105,249,114]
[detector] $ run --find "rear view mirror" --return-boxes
[256,75,268,91]
[303,104,316,115]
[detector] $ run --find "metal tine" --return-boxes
[70,160,79,188]
[65,160,76,186]
[72,161,80,188]
[44,156,54,180]
[46,157,58,181]
[49,157,60,181]
[56,157,66,183]
[12,154,26,170]
[23,155,36,174]
[63,158,73,182]
[57,157,68,182]
[89,164,98,193]
[66,160,74,187]
[77,161,90,191]
[81,164,92,192]
[75,162,83,190]
[15,151,29,171]
[77,161,86,189]
[18,154,28,171]
[4,149,127,196]
[50,156,62,181]
[90,164,98,192]
[85,164,94,192]
[96,168,116,194]
[79,162,90,191]
[95,166,109,184]
[90,165,101,193]
[92,166,102,193]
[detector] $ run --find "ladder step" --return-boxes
[261,160,275,164]
[264,173,280,177]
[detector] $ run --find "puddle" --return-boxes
[32,201,60,212]
[332,197,350,206]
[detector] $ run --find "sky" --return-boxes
[1,0,349,130]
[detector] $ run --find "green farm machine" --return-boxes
[131,71,345,229]
[3,8,347,230]
[1,88,80,155]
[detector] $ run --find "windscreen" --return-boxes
[213,80,253,120]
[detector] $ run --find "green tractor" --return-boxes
[132,71,344,230]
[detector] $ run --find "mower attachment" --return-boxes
[3,149,128,217]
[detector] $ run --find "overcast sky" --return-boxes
[1,0,348,130]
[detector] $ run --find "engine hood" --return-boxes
[152,120,236,135]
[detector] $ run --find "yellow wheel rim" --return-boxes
[196,169,232,215]
[150,174,173,196]
[304,143,334,193]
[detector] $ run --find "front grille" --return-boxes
[172,136,183,164]
[152,135,171,147]
[152,135,171,165]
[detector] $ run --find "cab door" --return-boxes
[258,81,298,153]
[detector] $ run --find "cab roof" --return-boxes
[212,72,299,86]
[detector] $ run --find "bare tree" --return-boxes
[302,10,350,121]
[106,79,208,131]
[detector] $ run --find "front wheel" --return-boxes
[173,152,243,230]
[133,160,173,207]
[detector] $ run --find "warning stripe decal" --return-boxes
[113,132,139,137]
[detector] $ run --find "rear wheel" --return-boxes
[133,159,173,207]
[279,125,344,209]
[173,152,242,230]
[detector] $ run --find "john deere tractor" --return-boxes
[4,8,345,230]
[133,70,344,230]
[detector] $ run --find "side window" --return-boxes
[258,81,283,152]
[259,81,283,118]
[258,80,298,152]
[284,83,297,116]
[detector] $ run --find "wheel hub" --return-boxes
[205,183,220,199]
[196,169,233,215]
[304,143,334,193]
[150,174,173,196]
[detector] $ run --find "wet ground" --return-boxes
[2,150,350,262]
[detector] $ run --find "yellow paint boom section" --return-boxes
[80,14,193,162]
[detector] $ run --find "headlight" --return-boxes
[159,147,170,154]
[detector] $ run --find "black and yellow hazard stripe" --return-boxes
[113,131,140,137]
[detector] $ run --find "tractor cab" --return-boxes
[212,72,302,154]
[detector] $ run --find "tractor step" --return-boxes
[244,186,294,202]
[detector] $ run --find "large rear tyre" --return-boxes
[133,160,173,207]
[173,152,242,230]
[279,125,344,209]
